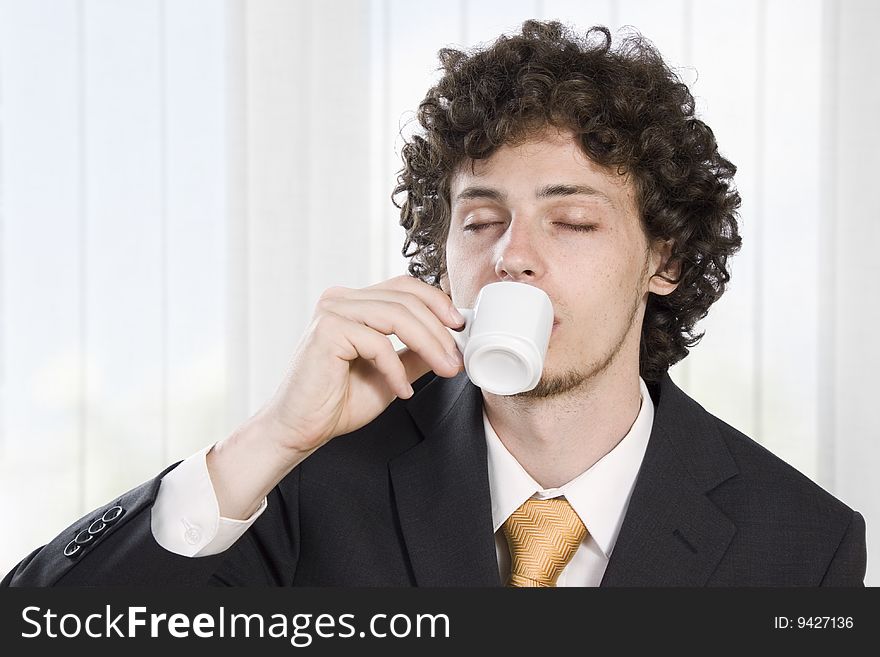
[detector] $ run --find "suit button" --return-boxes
[102,506,124,523]
[74,529,93,545]
[63,540,81,558]
[88,519,107,535]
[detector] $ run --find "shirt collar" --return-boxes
[485,376,655,558]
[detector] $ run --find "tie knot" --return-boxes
[501,497,587,587]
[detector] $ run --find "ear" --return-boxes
[647,238,681,296]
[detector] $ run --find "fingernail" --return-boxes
[449,306,465,325]
[446,350,463,368]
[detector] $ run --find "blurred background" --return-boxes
[0,0,877,584]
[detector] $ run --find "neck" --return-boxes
[482,357,643,489]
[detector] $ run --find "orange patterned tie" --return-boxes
[501,497,587,587]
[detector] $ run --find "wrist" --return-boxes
[207,413,312,519]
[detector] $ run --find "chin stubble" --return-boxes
[516,252,650,400]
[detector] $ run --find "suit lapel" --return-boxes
[600,375,738,586]
[389,371,739,587]
[389,372,501,586]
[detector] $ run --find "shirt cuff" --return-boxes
[151,444,268,557]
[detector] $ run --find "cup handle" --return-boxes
[448,308,474,354]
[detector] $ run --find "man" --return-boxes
[3,20,866,587]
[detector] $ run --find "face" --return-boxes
[442,128,676,398]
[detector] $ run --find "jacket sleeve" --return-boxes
[819,510,867,586]
[1,462,301,587]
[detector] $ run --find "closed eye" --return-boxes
[555,223,596,233]
[463,223,500,232]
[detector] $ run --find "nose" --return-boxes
[494,218,544,281]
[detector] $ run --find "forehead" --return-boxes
[449,128,635,208]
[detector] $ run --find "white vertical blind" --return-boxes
[683,0,760,442]
[464,0,539,45]
[242,0,311,413]
[0,0,877,584]
[830,0,880,586]
[0,0,83,553]
[82,0,165,506]
[541,0,617,28]
[0,0,231,570]
[163,0,230,470]
[758,0,824,482]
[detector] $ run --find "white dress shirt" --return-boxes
[151,377,654,583]
[487,376,654,586]
[150,444,267,557]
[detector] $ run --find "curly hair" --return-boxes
[393,20,742,383]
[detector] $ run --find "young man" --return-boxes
[3,21,866,587]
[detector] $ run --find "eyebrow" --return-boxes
[536,184,614,206]
[454,183,615,207]
[454,186,507,203]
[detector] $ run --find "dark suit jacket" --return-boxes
[2,371,867,586]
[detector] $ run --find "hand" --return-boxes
[208,274,466,519]
[260,274,466,459]
[207,276,463,519]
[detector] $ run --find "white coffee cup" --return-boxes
[448,282,554,396]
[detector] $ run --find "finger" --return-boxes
[335,317,414,398]
[321,297,461,378]
[397,346,461,385]
[333,287,462,360]
[367,275,466,329]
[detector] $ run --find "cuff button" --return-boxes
[63,540,81,558]
[88,519,107,535]
[102,505,124,523]
[183,527,202,545]
[74,529,93,545]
